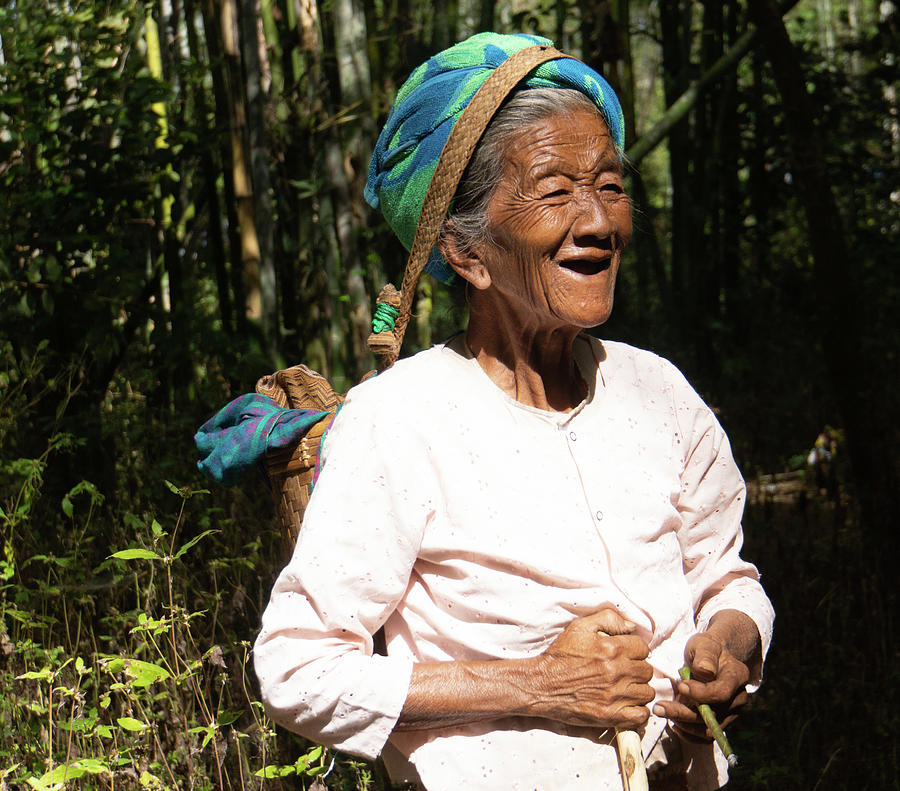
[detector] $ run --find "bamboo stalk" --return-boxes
[678,666,738,768]
[144,12,174,229]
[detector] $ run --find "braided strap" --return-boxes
[369,44,571,369]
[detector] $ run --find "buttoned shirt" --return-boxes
[254,335,774,791]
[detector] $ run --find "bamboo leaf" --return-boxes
[174,529,218,559]
[72,758,108,774]
[110,549,162,561]
[254,765,296,778]
[117,716,146,732]
[39,764,86,783]
[208,708,243,729]
[189,724,215,748]
[123,658,170,687]
[164,480,182,496]
[16,667,52,681]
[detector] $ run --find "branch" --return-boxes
[626,0,801,165]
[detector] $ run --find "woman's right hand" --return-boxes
[531,609,654,730]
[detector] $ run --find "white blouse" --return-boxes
[254,335,774,791]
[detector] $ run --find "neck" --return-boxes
[465,297,586,413]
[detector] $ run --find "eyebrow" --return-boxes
[529,150,624,180]
[593,150,624,176]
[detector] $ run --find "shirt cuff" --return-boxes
[695,580,775,689]
[256,646,414,760]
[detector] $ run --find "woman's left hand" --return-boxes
[652,610,760,741]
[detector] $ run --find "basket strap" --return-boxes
[373,44,572,369]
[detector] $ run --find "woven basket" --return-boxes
[255,364,343,557]
[257,45,568,556]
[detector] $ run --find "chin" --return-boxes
[555,298,615,330]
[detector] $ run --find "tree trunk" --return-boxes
[221,0,264,335]
[720,0,743,344]
[688,0,723,378]
[185,0,234,335]
[330,0,374,379]
[479,0,495,34]
[433,0,451,52]
[203,0,247,338]
[882,2,899,159]
[613,0,660,332]
[658,0,690,326]
[240,0,277,357]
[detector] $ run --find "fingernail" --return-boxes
[653,705,664,716]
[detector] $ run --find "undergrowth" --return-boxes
[0,342,384,790]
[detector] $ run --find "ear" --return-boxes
[438,220,492,290]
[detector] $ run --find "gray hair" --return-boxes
[441,88,609,259]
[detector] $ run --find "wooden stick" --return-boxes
[614,728,649,791]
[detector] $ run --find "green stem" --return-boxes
[679,665,738,767]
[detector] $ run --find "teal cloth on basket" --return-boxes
[195,394,329,487]
[364,31,625,284]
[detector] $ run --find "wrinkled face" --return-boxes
[477,108,632,330]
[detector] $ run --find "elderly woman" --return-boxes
[254,33,773,791]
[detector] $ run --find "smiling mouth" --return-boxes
[559,257,611,276]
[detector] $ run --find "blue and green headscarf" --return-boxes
[364,32,624,284]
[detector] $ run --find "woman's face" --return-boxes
[476,107,632,331]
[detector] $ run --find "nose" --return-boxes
[571,189,617,244]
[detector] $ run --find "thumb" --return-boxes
[686,637,721,681]
[584,608,636,637]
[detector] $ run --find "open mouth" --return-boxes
[559,257,611,276]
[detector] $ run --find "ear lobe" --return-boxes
[438,221,492,290]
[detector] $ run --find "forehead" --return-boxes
[500,109,620,178]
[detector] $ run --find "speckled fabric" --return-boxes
[253,336,774,791]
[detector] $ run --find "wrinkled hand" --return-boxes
[653,631,750,741]
[533,609,654,730]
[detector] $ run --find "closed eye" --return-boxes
[541,189,570,200]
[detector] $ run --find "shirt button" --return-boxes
[596,510,604,521]
[569,431,577,441]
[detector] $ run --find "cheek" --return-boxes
[493,203,573,253]
[610,198,633,244]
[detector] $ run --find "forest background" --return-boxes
[1,0,898,788]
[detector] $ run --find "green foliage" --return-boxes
[0,0,164,351]
[0,344,385,789]
[0,1,897,789]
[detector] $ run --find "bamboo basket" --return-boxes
[255,364,343,557]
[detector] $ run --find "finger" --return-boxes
[583,608,636,637]
[652,700,701,723]
[619,636,651,662]
[678,675,748,706]
[629,660,654,684]
[617,705,651,729]
[627,681,656,706]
